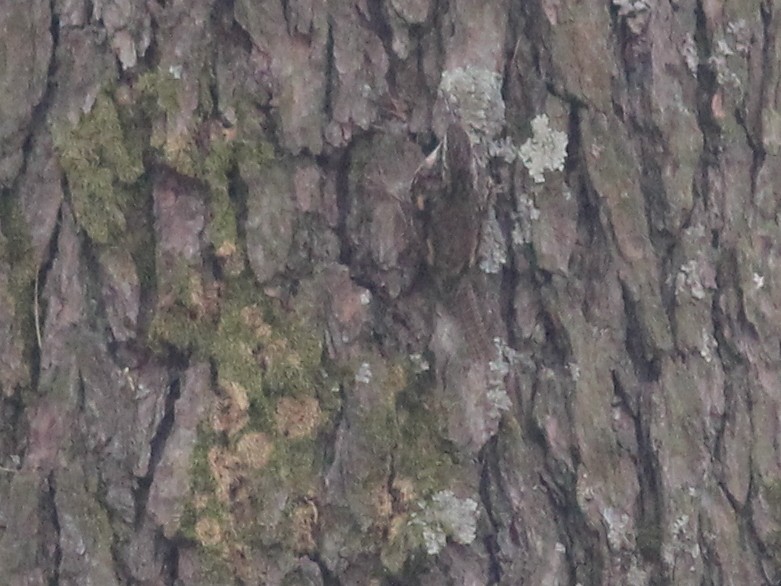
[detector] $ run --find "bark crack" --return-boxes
[478,438,503,585]
[45,472,61,586]
[133,376,181,527]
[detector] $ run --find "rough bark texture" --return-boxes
[1,0,780,584]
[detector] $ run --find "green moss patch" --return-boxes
[53,93,144,244]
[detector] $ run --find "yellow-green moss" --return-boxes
[202,130,274,266]
[635,520,662,560]
[191,424,220,494]
[148,261,215,356]
[53,92,144,244]
[765,481,781,564]
[0,196,35,300]
[135,70,181,119]
[383,358,458,495]
[0,195,38,391]
[202,140,238,253]
[136,67,274,263]
[180,426,232,561]
[263,323,323,398]
[53,66,274,263]
[184,427,320,556]
[766,478,781,558]
[181,349,466,574]
[150,307,213,356]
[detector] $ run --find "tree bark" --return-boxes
[1,0,780,584]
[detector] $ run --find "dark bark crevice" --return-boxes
[308,551,342,586]
[477,439,503,585]
[16,0,59,187]
[31,202,63,392]
[133,376,181,527]
[335,149,354,267]
[619,280,662,383]
[633,387,665,581]
[538,469,604,586]
[323,18,335,120]
[44,473,61,586]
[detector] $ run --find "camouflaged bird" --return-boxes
[411,123,486,292]
[411,123,494,361]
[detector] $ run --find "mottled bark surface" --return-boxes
[1,0,781,584]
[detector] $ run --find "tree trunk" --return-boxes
[1,0,779,584]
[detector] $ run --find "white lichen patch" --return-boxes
[478,208,507,274]
[409,353,430,374]
[613,0,652,34]
[676,260,706,300]
[700,328,717,363]
[409,490,479,555]
[486,388,512,419]
[487,136,517,162]
[602,506,633,551]
[681,33,699,76]
[662,513,701,570]
[168,64,183,80]
[708,37,741,88]
[511,194,541,245]
[485,338,516,418]
[438,66,505,141]
[355,362,373,384]
[518,115,569,183]
[727,19,751,56]
[613,0,650,14]
[671,514,689,539]
[489,338,517,380]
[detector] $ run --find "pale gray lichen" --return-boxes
[486,388,512,420]
[409,490,479,555]
[613,0,650,14]
[708,37,741,88]
[671,514,689,539]
[487,136,517,162]
[627,563,649,584]
[700,328,717,363]
[681,34,699,76]
[518,115,568,183]
[662,513,701,569]
[168,64,183,80]
[602,506,633,551]
[438,66,505,142]
[409,353,430,374]
[478,208,507,274]
[568,362,581,382]
[489,116,569,179]
[726,19,751,56]
[613,0,651,34]
[676,260,706,300]
[486,338,515,418]
[511,194,541,245]
[355,362,373,384]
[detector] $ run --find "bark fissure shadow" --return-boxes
[538,466,604,586]
[619,280,661,383]
[477,438,504,585]
[133,376,181,527]
[31,203,63,393]
[44,472,61,586]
